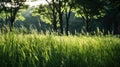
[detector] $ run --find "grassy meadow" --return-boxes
[0,32,120,67]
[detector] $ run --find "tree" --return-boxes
[46,0,75,35]
[31,0,59,32]
[96,0,120,34]
[54,0,64,34]
[104,0,120,34]
[75,0,105,33]
[8,0,26,31]
[45,0,66,34]
[0,0,26,31]
[46,0,58,32]
[64,0,75,35]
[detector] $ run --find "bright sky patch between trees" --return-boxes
[25,0,49,7]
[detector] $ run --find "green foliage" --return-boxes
[0,32,120,67]
[16,13,25,21]
[0,0,28,29]
[74,0,106,19]
[105,0,120,9]
[31,5,53,24]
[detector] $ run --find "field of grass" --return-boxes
[0,32,120,67]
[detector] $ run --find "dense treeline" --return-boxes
[0,0,120,35]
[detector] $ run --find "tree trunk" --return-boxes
[46,0,58,32]
[52,1,57,32]
[52,17,57,32]
[10,15,14,31]
[59,13,63,34]
[10,6,13,31]
[85,16,90,33]
[117,13,120,34]
[65,11,71,36]
[53,20,57,31]
[86,21,89,33]
[10,5,19,31]
[58,1,63,34]
[83,7,90,33]
[66,18,69,35]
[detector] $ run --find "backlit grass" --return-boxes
[0,32,120,67]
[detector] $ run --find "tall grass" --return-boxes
[0,32,120,67]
